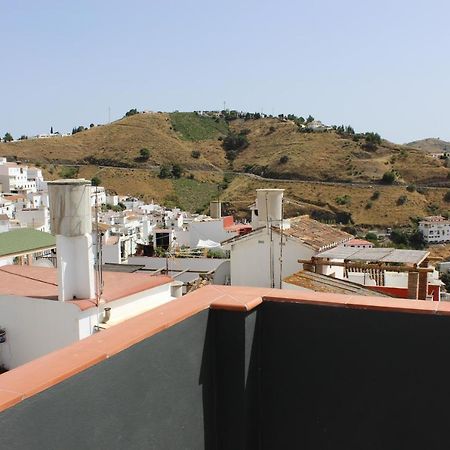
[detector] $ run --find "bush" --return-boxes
[444,190,450,202]
[406,184,416,192]
[390,229,409,246]
[397,195,407,205]
[59,166,78,179]
[139,148,150,160]
[371,191,380,200]
[381,171,396,184]
[158,165,171,179]
[365,132,382,145]
[365,201,373,209]
[335,195,351,205]
[125,108,138,117]
[365,232,378,242]
[91,176,101,186]
[223,133,249,152]
[223,132,249,160]
[172,164,182,179]
[279,155,289,164]
[416,187,427,195]
[191,150,201,159]
[72,126,84,135]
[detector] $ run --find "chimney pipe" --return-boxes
[210,200,222,219]
[47,179,95,301]
[255,189,284,228]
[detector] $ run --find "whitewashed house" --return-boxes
[0,179,174,370]
[419,216,450,243]
[222,189,352,288]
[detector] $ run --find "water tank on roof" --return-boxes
[48,179,92,236]
[210,200,222,219]
[256,189,284,226]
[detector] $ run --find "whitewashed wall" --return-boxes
[0,296,80,369]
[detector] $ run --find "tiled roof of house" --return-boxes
[284,270,391,297]
[344,238,373,246]
[0,229,56,258]
[279,216,352,250]
[0,265,172,310]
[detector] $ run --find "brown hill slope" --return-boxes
[1,112,448,184]
[405,138,450,154]
[228,118,448,184]
[0,113,226,170]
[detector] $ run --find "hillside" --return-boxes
[405,138,450,155]
[2,111,450,226]
[1,112,448,184]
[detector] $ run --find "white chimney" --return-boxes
[47,179,95,301]
[255,189,284,228]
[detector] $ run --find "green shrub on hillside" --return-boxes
[223,132,249,160]
[139,148,150,160]
[59,166,78,179]
[381,171,396,184]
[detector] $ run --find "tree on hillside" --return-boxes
[365,132,382,145]
[306,115,314,124]
[223,132,249,160]
[91,176,101,187]
[381,171,396,184]
[72,126,84,135]
[139,148,150,161]
[50,126,53,134]
[158,165,171,179]
[172,164,182,179]
[125,108,139,117]
[3,132,13,142]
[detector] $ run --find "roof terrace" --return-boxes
[0,285,449,449]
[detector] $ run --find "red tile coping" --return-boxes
[0,284,449,413]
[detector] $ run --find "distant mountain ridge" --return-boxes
[405,138,450,154]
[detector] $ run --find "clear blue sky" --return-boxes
[1,0,449,143]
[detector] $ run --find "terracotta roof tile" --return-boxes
[280,215,352,250]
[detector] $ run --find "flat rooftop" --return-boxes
[316,246,429,265]
[0,265,171,310]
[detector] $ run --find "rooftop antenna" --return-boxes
[94,185,104,308]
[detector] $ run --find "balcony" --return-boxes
[0,286,449,449]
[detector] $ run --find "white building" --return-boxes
[15,207,49,232]
[0,162,37,193]
[0,179,175,370]
[343,238,374,249]
[419,216,450,243]
[222,189,352,288]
